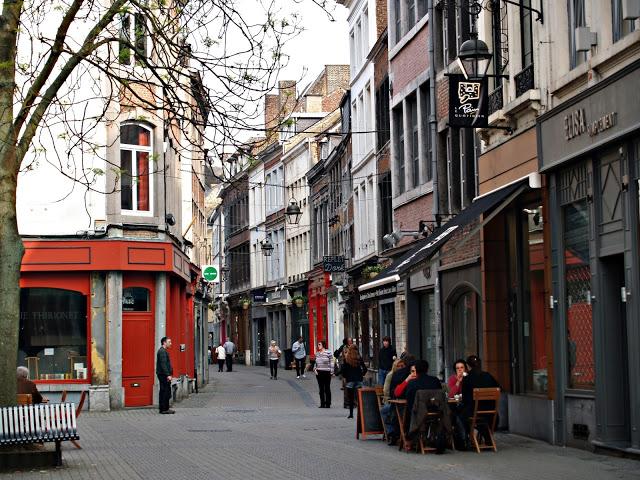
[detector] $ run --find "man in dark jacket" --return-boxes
[156,336,174,414]
[396,360,442,422]
[17,366,44,403]
[377,336,397,385]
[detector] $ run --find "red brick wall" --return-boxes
[436,77,449,121]
[389,25,429,95]
[393,193,434,246]
[376,0,388,36]
[440,220,480,267]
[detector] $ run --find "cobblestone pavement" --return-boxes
[4,366,639,480]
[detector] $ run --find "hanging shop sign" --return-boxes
[323,255,346,272]
[448,74,488,128]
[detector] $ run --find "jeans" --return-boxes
[316,371,332,407]
[225,354,233,372]
[295,358,306,376]
[158,374,171,412]
[269,359,278,378]
[378,369,389,386]
[380,402,397,437]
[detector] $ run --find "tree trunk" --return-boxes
[0,156,23,406]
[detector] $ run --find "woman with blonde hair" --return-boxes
[340,344,368,418]
[268,340,282,380]
[383,358,406,404]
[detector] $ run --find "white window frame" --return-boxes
[120,123,154,216]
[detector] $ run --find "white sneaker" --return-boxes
[296,376,300,379]
[302,374,307,378]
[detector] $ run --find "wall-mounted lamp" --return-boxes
[285,198,302,225]
[261,237,274,256]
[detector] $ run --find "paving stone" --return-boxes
[2,366,639,480]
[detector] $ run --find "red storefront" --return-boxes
[19,239,194,408]
[307,267,330,356]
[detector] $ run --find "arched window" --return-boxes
[120,124,152,213]
[446,288,479,374]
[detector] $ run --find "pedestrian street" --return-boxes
[4,366,639,480]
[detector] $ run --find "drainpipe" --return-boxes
[428,0,445,380]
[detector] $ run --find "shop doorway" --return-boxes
[122,275,155,407]
[256,317,266,366]
[445,288,480,377]
[598,254,630,443]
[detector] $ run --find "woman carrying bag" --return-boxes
[340,344,368,418]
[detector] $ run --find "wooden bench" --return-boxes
[0,403,79,466]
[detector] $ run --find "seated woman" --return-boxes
[447,359,468,399]
[17,366,44,404]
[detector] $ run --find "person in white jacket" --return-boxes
[215,342,226,372]
[292,336,307,379]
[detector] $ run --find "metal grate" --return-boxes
[488,85,503,115]
[566,264,595,389]
[559,164,590,206]
[514,63,535,98]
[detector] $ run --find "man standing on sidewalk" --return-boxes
[292,336,307,379]
[156,337,175,414]
[223,337,236,372]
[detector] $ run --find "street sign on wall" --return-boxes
[448,74,488,128]
[202,265,219,283]
[323,255,346,272]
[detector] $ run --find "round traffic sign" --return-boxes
[203,266,218,282]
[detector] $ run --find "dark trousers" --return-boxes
[269,359,278,378]
[316,371,332,407]
[226,354,233,372]
[217,359,225,372]
[295,358,305,376]
[158,374,171,412]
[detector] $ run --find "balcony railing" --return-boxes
[488,84,503,116]
[515,63,535,98]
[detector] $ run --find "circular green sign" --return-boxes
[203,266,218,281]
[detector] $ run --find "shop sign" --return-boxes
[564,109,617,141]
[359,284,397,302]
[448,74,488,128]
[323,255,346,272]
[252,288,266,303]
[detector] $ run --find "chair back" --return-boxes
[472,387,500,414]
[17,393,33,405]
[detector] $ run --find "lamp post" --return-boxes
[285,198,302,225]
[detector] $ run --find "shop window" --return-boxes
[120,124,152,213]
[19,288,88,381]
[563,200,594,390]
[447,289,479,373]
[122,287,150,312]
[522,205,548,394]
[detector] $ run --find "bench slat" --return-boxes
[0,403,79,446]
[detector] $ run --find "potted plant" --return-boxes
[240,297,251,310]
[363,265,382,279]
[292,295,306,308]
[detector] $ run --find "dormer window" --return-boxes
[120,124,152,213]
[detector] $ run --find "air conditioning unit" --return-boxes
[623,0,640,19]
[575,27,597,52]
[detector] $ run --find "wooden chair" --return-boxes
[60,390,68,403]
[468,387,500,453]
[17,393,33,405]
[374,386,387,440]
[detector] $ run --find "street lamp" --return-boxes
[220,264,230,281]
[457,31,493,80]
[285,198,302,225]
[261,237,274,256]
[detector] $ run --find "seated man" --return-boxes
[17,366,44,404]
[394,360,441,422]
[460,355,500,439]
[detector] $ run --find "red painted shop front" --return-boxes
[20,239,193,407]
[307,269,331,357]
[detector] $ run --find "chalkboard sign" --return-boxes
[356,387,384,439]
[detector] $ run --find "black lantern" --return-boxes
[285,198,302,225]
[261,237,274,256]
[457,31,493,80]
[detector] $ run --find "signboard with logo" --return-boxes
[448,74,488,128]
[323,255,346,272]
[202,265,219,283]
[252,288,266,303]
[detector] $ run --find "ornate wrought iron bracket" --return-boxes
[499,0,543,23]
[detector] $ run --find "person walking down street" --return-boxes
[156,336,175,414]
[268,340,282,379]
[314,341,334,408]
[341,344,368,419]
[223,337,236,372]
[215,342,226,372]
[292,336,307,379]
[377,336,397,386]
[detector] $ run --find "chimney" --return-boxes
[278,80,297,117]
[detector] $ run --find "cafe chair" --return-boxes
[17,393,33,405]
[70,390,88,449]
[409,390,453,454]
[468,387,500,453]
[374,386,387,440]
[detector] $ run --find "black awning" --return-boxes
[359,180,527,291]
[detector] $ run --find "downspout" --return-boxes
[428,0,445,380]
